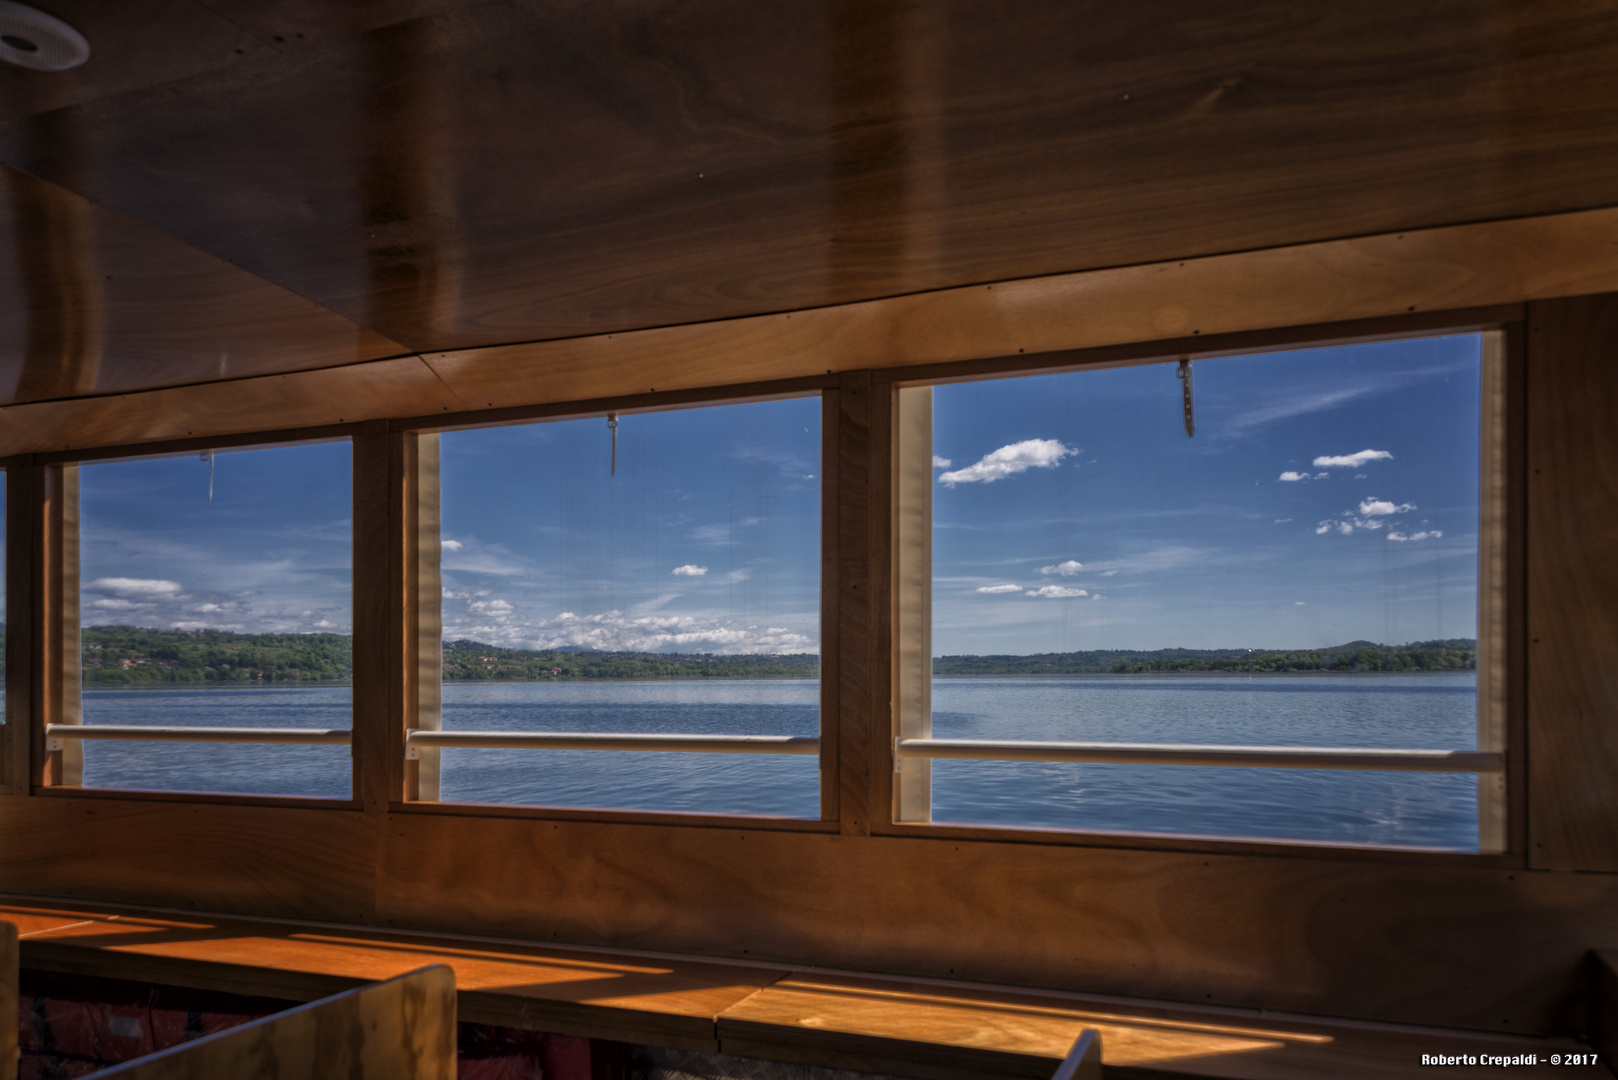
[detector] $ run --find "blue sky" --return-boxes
[932,334,1483,653]
[78,442,353,634]
[69,333,1482,657]
[438,400,821,653]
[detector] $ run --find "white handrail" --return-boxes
[45,724,351,745]
[406,729,819,755]
[895,738,1503,773]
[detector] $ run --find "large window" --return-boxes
[62,441,354,798]
[415,396,823,816]
[894,333,1504,850]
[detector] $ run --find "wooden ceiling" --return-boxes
[2,0,1617,405]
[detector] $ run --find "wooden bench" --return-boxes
[1,896,1593,1079]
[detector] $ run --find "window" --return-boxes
[894,332,1505,850]
[413,396,823,816]
[62,441,354,798]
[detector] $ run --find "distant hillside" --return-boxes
[441,641,819,680]
[81,626,351,685]
[25,626,1474,685]
[935,639,1476,675]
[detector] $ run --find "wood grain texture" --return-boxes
[0,919,14,1080]
[0,166,407,403]
[14,903,779,1052]
[1525,294,1618,872]
[2,460,36,794]
[7,1,1618,362]
[0,795,376,923]
[6,896,1594,1079]
[96,963,456,1080]
[0,206,1593,454]
[369,812,1618,1035]
[834,374,872,835]
[0,356,463,457]
[352,423,390,810]
[716,976,1578,1080]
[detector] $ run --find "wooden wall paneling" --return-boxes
[2,459,35,794]
[0,795,377,923]
[398,431,441,803]
[1525,293,1618,871]
[0,355,463,458]
[375,812,1614,1035]
[0,165,409,403]
[1477,331,1508,853]
[353,422,392,810]
[0,208,1601,457]
[11,2,1618,357]
[0,918,13,1080]
[819,389,841,822]
[892,385,932,823]
[96,963,457,1080]
[37,464,79,787]
[1592,951,1618,1069]
[1503,321,1531,860]
[834,373,873,836]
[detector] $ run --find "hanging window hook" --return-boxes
[607,412,619,476]
[200,449,214,501]
[1176,357,1195,438]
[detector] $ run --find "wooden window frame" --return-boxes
[1,305,1530,867]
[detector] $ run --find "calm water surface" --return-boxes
[79,673,1478,849]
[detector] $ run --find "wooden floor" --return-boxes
[1,895,1593,1079]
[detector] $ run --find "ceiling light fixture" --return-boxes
[0,1,88,71]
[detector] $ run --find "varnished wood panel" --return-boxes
[7,2,1618,359]
[1525,294,1618,872]
[0,356,462,457]
[15,903,779,1052]
[0,919,13,1080]
[352,423,392,810]
[716,977,1580,1080]
[0,167,407,403]
[98,964,456,1080]
[0,795,376,922]
[2,460,37,795]
[370,812,1618,1036]
[0,205,1594,456]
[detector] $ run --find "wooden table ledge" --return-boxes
[0,895,1592,1079]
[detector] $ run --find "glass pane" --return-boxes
[930,335,1483,848]
[77,442,353,797]
[437,398,821,815]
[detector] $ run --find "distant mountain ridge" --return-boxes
[44,626,1474,684]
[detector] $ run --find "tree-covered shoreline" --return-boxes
[0,626,1475,685]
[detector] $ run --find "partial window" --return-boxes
[895,333,1504,850]
[415,397,822,816]
[63,442,353,797]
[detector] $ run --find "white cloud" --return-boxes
[450,609,817,655]
[1358,498,1415,516]
[1038,560,1083,576]
[91,598,139,610]
[87,577,183,598]
[1388,530,1443,542]
[1294,601,1307,606]
[976,584,1023,594]
[932,456,952,468]
[671,564,708,576]
[1098,570,1117,577]
[1315,472,1329,480]
[1278,471,1307,482]
[1274,518,1293,524]
[1314,449,1393,469]
[939,439,1074,486]
[441,539,464,552]
[467,599,514,616]
[1026,585,1088,599]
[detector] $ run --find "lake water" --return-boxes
[78,673,1479,850]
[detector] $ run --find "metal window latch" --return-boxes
[404,728,420,760]
[1177,357,1195,438]
[607,412,618,476]
[46,736,65,751]
[894,735,904,773]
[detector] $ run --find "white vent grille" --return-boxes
[0,1,88,71]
